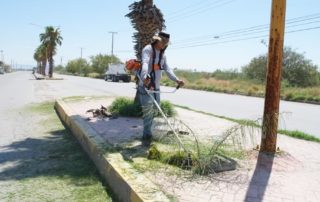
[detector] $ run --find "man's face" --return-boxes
[158,38,169,49]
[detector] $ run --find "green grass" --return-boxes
[109,97,176,117]
[0,102,115,201]
[278,130,320,142]
[174,104,320,143]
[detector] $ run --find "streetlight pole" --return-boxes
[80,47,84,59]
[79,47,84,76]
[108,31,117,57]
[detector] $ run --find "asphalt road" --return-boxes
[0,71,319,137]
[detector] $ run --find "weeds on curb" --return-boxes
[109,97,176,117]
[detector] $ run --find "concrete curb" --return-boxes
[54,99,170,202]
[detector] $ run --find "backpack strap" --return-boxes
[149,45,157,89]
[158,50,164,70]
[148,45,165,90]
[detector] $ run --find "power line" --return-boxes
[115,50,133,53]
[166,0,213,17]
[286,26,320,34]
[175,13,320,44]
[172,13,320,45]
[170,25,320,50]
[168,0,236,23]
[167,0,228,19]
[172,19,320,48]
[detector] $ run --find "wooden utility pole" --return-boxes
[261,0,286,152]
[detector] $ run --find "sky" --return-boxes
[0,0,319,72]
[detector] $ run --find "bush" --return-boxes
[242,55,267,83]
[291,95,306,102]
[109,97,176,117]
[87,72,102,78]
[109,97,142,117]
[65,58,91,75]
[212,69,241,80]
[159,100,176,117]
[284,93,294,100]
[242,47,320,87]
[90,54,121,74]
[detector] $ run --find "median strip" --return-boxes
[54,99,170,202]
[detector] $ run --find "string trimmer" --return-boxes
[135,73,186,150]
[125,60,192,165]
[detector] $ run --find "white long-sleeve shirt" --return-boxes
[139,44,178,89]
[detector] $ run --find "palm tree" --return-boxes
[40,26,63,78]
[126,0,166,103]
[126,0,166,59]
[34,45,47,75]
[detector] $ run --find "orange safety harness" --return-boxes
[125,45,164,90]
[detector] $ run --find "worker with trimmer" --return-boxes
[138,32,184,145]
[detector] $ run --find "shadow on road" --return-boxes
[0,128,111,189]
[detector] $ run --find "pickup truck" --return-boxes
[104,64,131,82]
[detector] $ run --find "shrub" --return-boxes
[284,93,294,100]
[109,97,175,117]
[242,47,320,87]
[212,69,241,80]
[159,100,176,117]
[291,95,306,102]
[109,97,142,117]
[87,72,101,78]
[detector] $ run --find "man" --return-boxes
[138,32,184,145]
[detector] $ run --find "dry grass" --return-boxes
[162,72,320,103]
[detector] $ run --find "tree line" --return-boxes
[54,46,319,88]
[201,47,320,87]
[54,54,121,78]
[0,61,11,73]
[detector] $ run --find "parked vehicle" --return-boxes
[0,68,4,74]
[104,64,131,82]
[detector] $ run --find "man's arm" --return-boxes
[163,56,184,86]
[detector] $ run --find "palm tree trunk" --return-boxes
[37,62,41,74]
[42,59,47,76]
[48,55,53,78]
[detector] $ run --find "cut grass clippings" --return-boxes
[146,140,243,175]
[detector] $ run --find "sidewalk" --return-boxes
[57,96,320,202]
